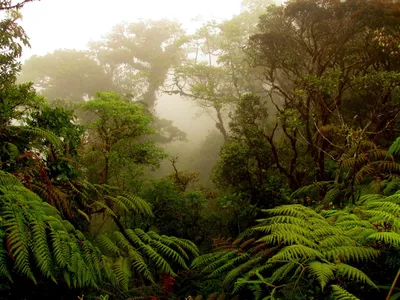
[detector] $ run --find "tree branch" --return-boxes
[0,0,36,10]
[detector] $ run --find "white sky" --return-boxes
[20,0,245,59]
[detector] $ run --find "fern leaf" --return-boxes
[96,235,121,256]
[222,256,265,286]
[112,256,131,290]
[118,194,153,217]
[168,236,199,257]
[127,249,154,282]
[269,245,323,262]
[142,244,176,275]
[3,204,35,283]
[308,261,335,291]
[192,251,232,269]
[269,261,298,284]
[330,284,360,299]
[149,239,188,269]
[0,231,11,281]
[253,223,312,236]
[319,235,356,249]
[257,231,318,248]
[208,253,250,280]
[387,137,400,157]
[324,246,380,262]
[322,187,342,204]
[31,219,56,282]
[335,263,377,288]
[367,232,400,248]
[20,127,63,148]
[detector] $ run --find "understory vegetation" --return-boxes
[0,0,399,299]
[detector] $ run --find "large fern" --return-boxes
[292,138,400,206]
[96,229,198,289]
[194,193,400,299]
[0,170,115,287]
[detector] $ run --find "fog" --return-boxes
[17,0,281,183]
[19,0,246,140]
[20,0,243,59]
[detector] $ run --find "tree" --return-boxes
[19,30,187,143]
[213,94,295,201]
[165,1,273,140]
[89,20,187,108]
[19,50,114,102]
[81,92,166,188]
[245,0,400,189]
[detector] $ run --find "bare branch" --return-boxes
[0,0,36,10]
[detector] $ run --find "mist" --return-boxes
[17,0,279,184]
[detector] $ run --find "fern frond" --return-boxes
[118,194,153,216]
[201,251,238,273]
[3,204,35,283]
[335,263,377,288]
[112,256,131,290]
[92,201,118,218]
[127,249,153,282]
[208,253,250,280]
[192,252,228,269]
[367,232,400,248]
[335,220,374,229]
[222,256,266,286]
[169,236,199,257]
[255,215,309,229]
[324,246,380,262]
[387,137,400,157]
[142,244,176,275]
[269,261,299,284]
[3,142,19,161]
[264,205,325,220]
[364,201,400,213]
[96,234,121,256]
[50,229,67,268]
[257,231,318,248]
[269,245,323,262]
[291,181,333,199]
[148,232,189,260]
[134,228,152,244]
[330,284,360,299]
[322,186,342,204]
[314,225,344,237]
[253,222,312,236]
[0,231,11,281]
[319,235,356,249]
[366,210,399,228]
[149,239,188,269]
[308,261,335,291]
[31,219,56,282]
[19,127,63,148]
[378,161,400,174]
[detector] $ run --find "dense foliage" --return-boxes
[0,0,399,299]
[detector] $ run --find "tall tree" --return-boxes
[246,0,400,188]
[19,23,187,143]
[167,0,274,140]
[19,50,114,102]
[81,92,166,189]
[89,20,187,108]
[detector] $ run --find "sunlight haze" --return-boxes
[18,0,253,144]
[20,0,244,59]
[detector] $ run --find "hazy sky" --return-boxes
[17,0,280,143]
[20,0,245,59]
